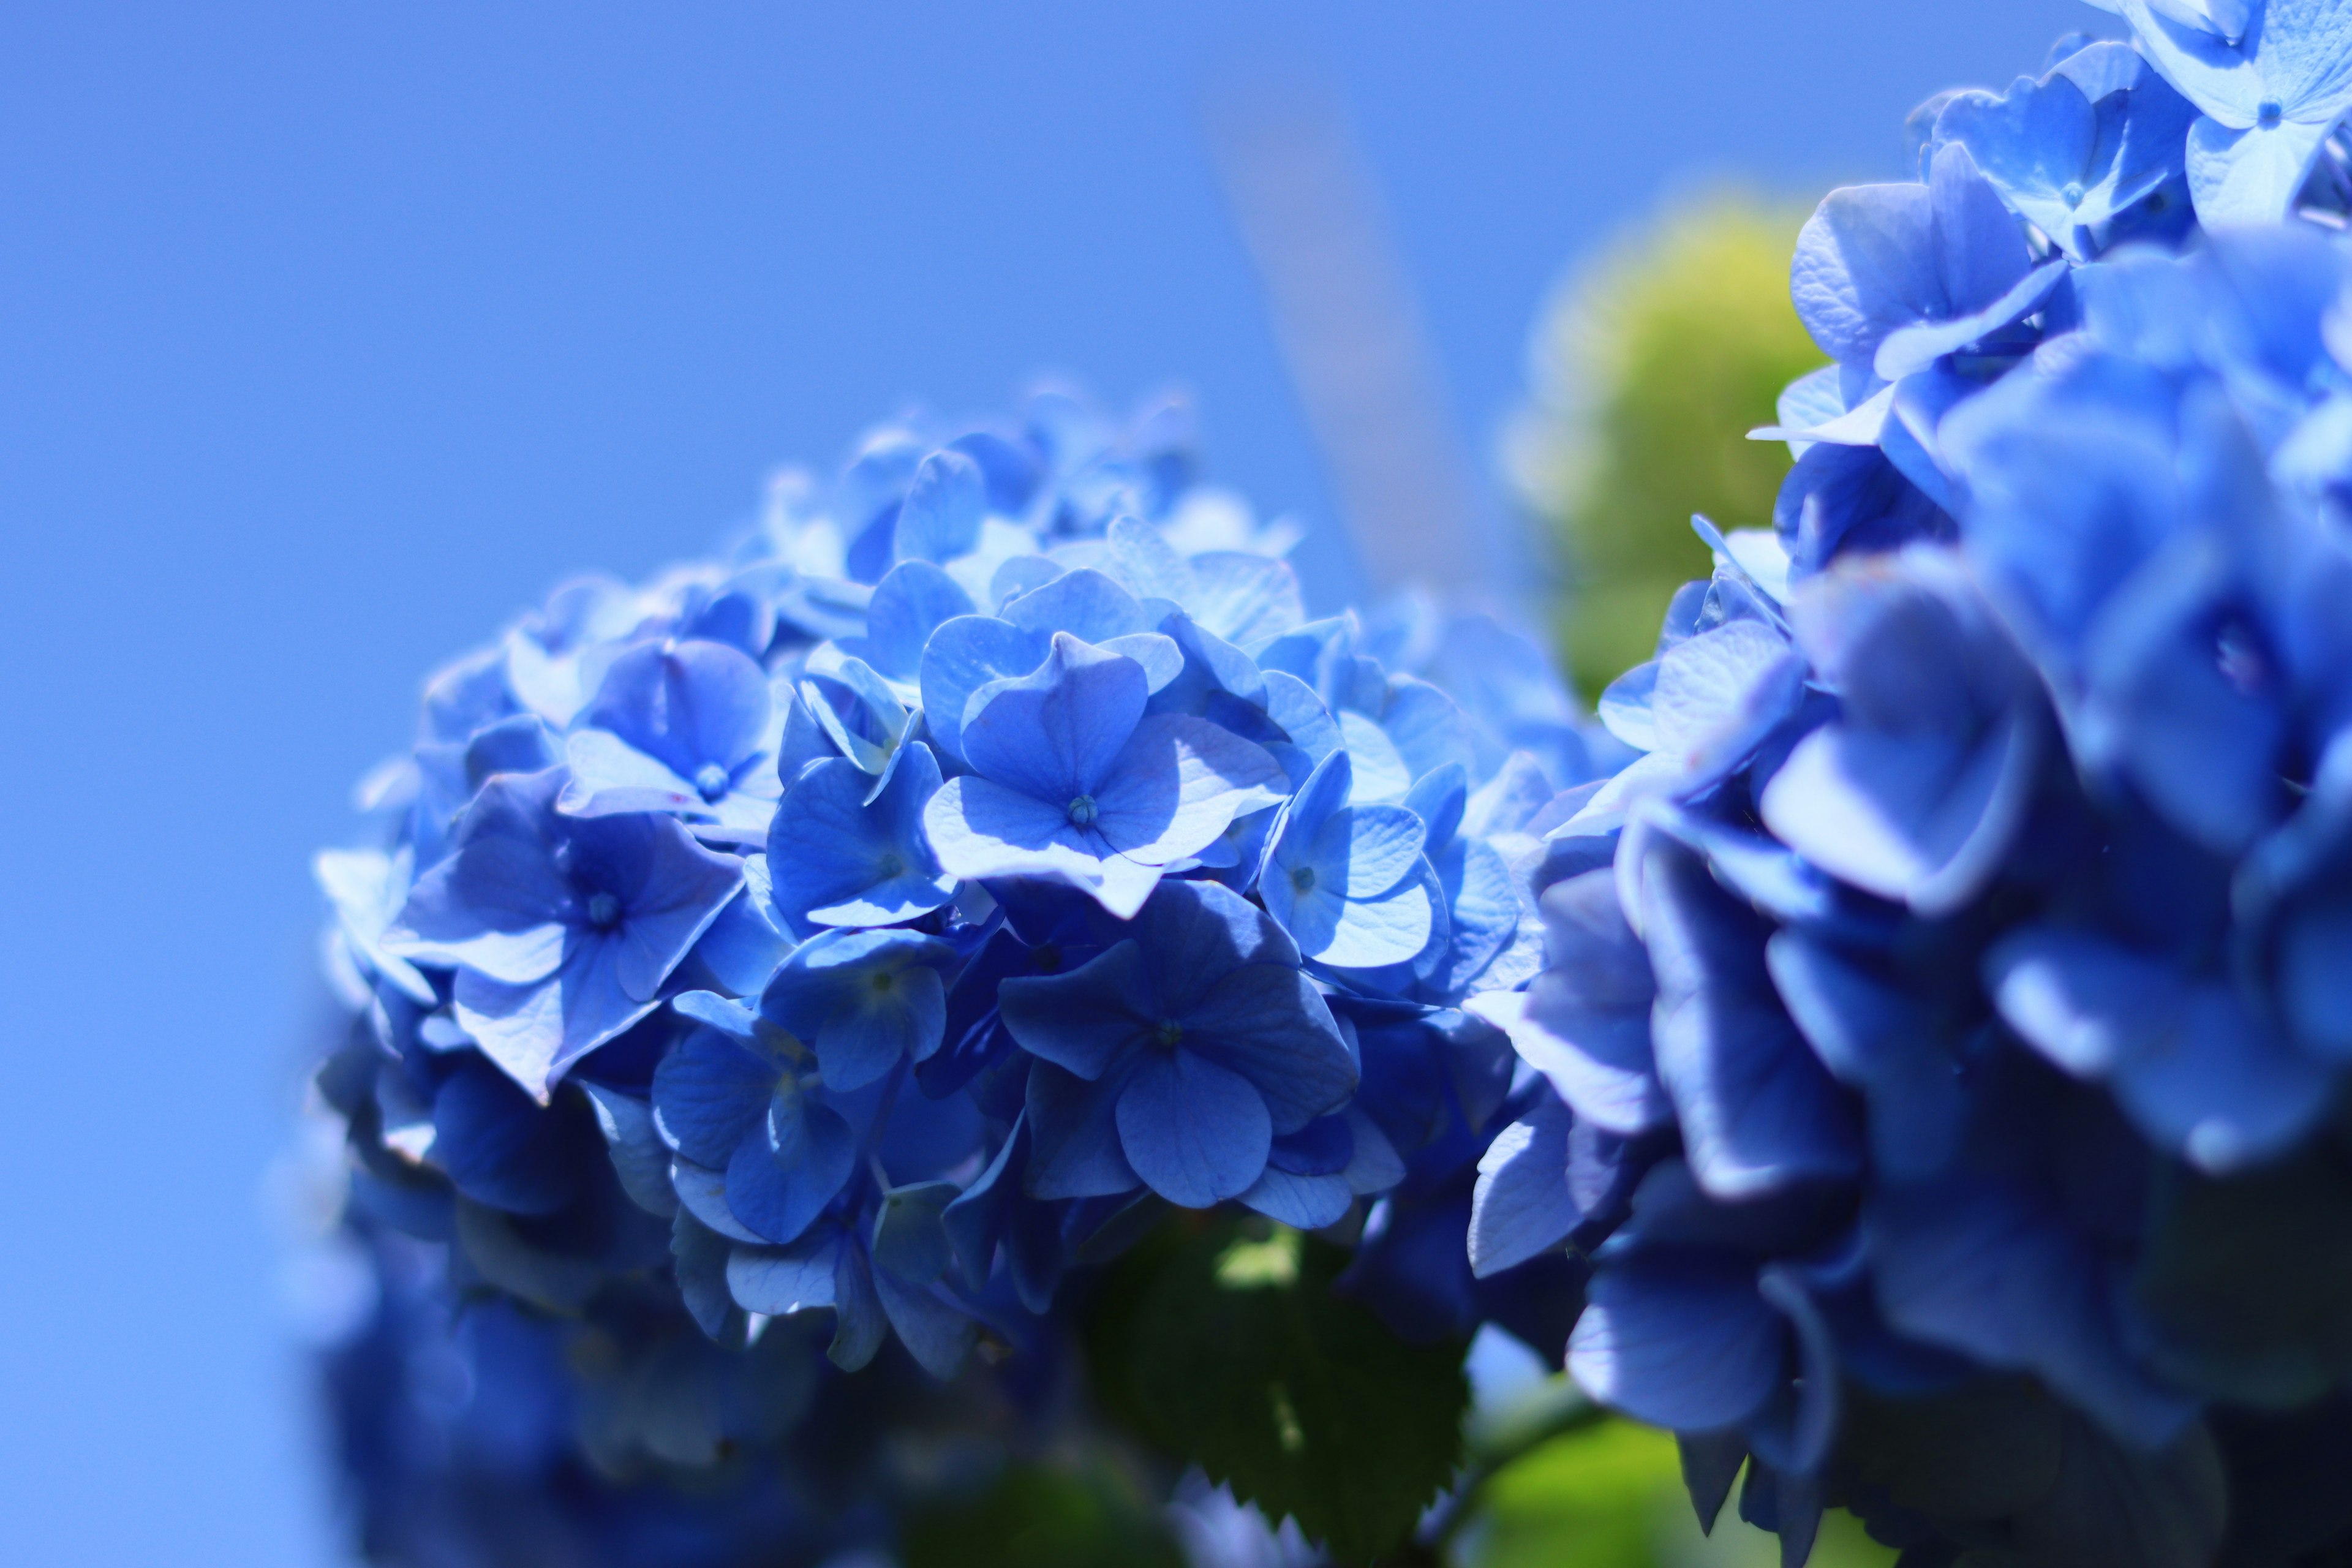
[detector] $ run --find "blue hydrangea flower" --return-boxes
[559,638,785,844]
[999,877,1359,1207]
[923,633,1288,917]
[386,769,743,1099]
[2105,0,2352,221]
[1445,10,2352,1558]
[312,382,1609,1568]
[1255,748,1438,970]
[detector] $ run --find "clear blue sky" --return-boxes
[0,2,2095,1562]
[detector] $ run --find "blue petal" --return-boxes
[456,938,662,1102]
[873,1269,977,1379]
[684,855,791,995]
[813,963,946,1092]
[1090,713,1288,867]
[581,1082,679,1219]
[1238,1166,1354,1229]
[673,1210,737,1338]
[941,1118,1028,1291]
[1115,1049,1273,1208]
[922,773,1102,890]
[1988,927,2329,1171]
[768,746,956,929]
[962,632,1147,802]
[432,1054,580,1215]
[557,728,701,818]
[918,614,1047,764]
[828,1239,888,1371]
[726,1232,839,1315]
[759,927,954,1091]
[998,939,1153,1079]
[998,566,1154,645]
[1179,959,1357,1133]
[1185,551,1306,644]
[584,638,771,780]
[652,1026,778,1167]
[724,1099,855,1245]
[1569,1254,1784,1432]
[1469,1095,1581,1278]
[1791,180,1942,368]
[892,449,986,566]
[870,1180,959,1285]
[599,815,746,1001]
[1641,840,1863,1199]
[669,1156,762,1244]
[1023,1060,1142,1199]
[1875,258,2067,380]
[1765,932,1964,1181]
[1868,1177,2195,1445]
[858,560,976,680]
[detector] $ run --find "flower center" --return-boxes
[693,762,731,801]
[1066,794,1098,826]
[1291,865,1317,894]
[2259,100,2283,127]
[584,891,622,930]
[2061,181,2084,209]
[871,971,895,994]
[876,851,905,878]
[1153,1019,1184,1050]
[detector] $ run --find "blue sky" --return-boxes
[0,2,2094,1561]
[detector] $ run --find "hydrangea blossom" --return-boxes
[309,388,1602,1563]
[1468,7,2352,1564]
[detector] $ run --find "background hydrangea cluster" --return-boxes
[311,390,1604,1566]
[1468,4,2352,1565]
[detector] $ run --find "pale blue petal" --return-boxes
[921,774,1102,888]
[1091,713,1288,867]
[557,728,703,818]
[892,449,986,565]
[2186,113,2334,223]
[998,565,1154,644]
[456,941,660,1102]
[859,559,976,679]
[1469,1096,1581,1278]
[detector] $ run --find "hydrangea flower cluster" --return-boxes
[1468,7,2352,1565]
[311,390,1602,1563]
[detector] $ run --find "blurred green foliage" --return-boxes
[1506,196,1826,698]
[1460,1415,1898,1568]
[902,1461,1188,1568]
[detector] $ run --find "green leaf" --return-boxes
[900,1462,1187,1568]
[1088,1219,1471,1564]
